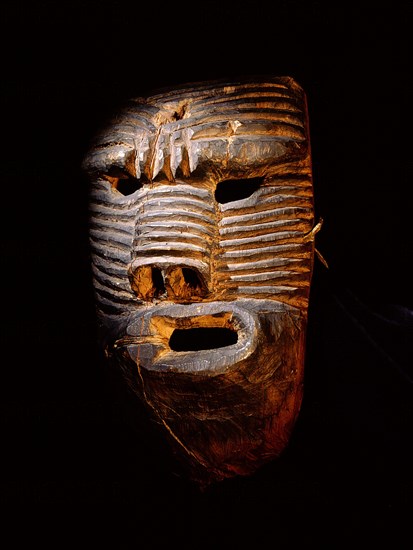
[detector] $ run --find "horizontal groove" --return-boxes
[223,276,310,287]
[220,231,303,248]
[237,285,299,294]
[138,210,215,226]
[89,228,134,249]
[224,256,308,272]
[98,111,156,132]
[133,240,208,254]
[90,239,131,264]
[218,253,311,267]
[143,184,211,200]
[187,102,302,117]
[92,254,130,276]
[191,110,304,137]
[219,243,308,259]
[90,191,144,210]
[134,231,211,246]
[187,113,305,138]
[264,174,312,185]
[86,141,133,161]
[220,206,312,227]
[141,196,215,214]
[89,201,139,219]
[219,218,310,236]
[190,100,301,117]
[258,185,313,196]
[220,193,312,215]
[192,109,304,126]
[226,270,305,282]
[190,90,299,111]
[162,110,305,138]
[137,220,215,237]
[92,266,134,295]
[89,218,135,236]
[93,279,135,305]
[149,81,292,104]
[190,108,304,129]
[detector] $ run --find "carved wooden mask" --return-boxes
[82,76,316,486]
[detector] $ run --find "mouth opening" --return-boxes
[169,327,238,351]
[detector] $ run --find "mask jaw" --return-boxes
[107,300,307,487]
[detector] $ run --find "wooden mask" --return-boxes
[82,76,317,486]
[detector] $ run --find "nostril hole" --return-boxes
[182,268,202,289]
[169,328,238,351]
[129,265,166,301]
[152,267,166,295]
[167,266,208,301]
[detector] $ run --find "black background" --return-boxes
[2,1,412,547]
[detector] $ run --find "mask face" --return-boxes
[82,76,316,486]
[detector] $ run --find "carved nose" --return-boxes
[129,263,209,302]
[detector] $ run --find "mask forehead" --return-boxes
[84,77,309,182]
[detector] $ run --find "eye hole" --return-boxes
[151,267,166,296]
[214,177,263,204]
[102,167,144,196]
[113,176,143,196]
[129,265,166,301]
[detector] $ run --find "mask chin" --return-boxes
[108,300,307,486]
